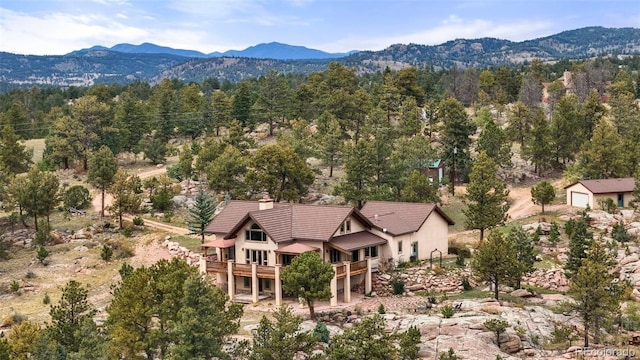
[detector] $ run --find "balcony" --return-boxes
[206,257,368,280]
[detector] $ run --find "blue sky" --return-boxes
[1,0,638,55]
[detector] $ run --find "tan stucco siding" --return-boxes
[234,221,279,265]
[593,192,634,209]
[420,213,449,258]
[332,215,367,237]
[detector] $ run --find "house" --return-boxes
[199,196,454,306]
[419,159,444,183]
[564,177,635,209]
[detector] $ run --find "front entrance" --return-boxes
[411,242,418,262]
[618,193,624,208]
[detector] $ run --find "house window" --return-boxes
[364,246,378,258]
[227,246,236,261]
[243,277,250,288]
[282,254,295,265]
[246,249,268,265]
[246,223,267,242]
[352,249,360,262]
[329,248,341,263]
[398,241,403,254]
[339,220,352,234]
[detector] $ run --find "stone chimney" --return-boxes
[258,193,274,210]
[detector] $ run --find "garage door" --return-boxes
[571,192,589,208]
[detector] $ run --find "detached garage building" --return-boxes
[565,178,635,209]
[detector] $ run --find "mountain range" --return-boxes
[73,41,355,60]
[1,26,639,90]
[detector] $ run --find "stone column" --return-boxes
[344,261,351,303]
[252,263,259,304]
[275,264,282,306]
[330,265,338,306]
[227,260,235,301]
[198,255,207,274]
[365,258,372,294]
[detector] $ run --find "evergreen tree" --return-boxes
[0,125,32,177]
[551,94,584,165]
[232,81,255,129]
[531,181,555,215]
[328,314,404,360]
[508,227,537,289]
[109,169,142,228]
[463,152,509,242]
[476,108,511,168]
[210,90,233,136]
[281,251,333,320]
[575,118,625,179]
[569,244,621,347]
[564,213,593,277]
[315,112,344,178]
[548,222,560,248]
[522,107,551,175]
[471,230,518,300]
[150,79,178,142]
[254,70,291,136]
[245,143,315,202]
[505,101,531,147]
[334,141,375,208]
[47,280,96,353]
[188,187,216,243]
[140,134,167,165]
[400,170,440,204]
[611,219,630,243]
[439,97,475,184]
[249,306,317,360]
[177,145,194,186]
[205,145,249,199]
[87,145,118,218]
[176,83,205,139]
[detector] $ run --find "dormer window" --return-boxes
[246,223,267,242]
[340,219,352,234]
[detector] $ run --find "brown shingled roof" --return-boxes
[565,178,635,194]
[223,204,372,243]
[360,201,454,236]
[330,232,387,251]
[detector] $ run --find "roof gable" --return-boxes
[204,201,259,234]
[360,201,454,235]
[565,178,635,194]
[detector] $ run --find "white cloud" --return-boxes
[0,8,148,54]
[317,16,554,53]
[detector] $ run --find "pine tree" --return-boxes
[476,108,511,168]
[569,244,621,347]
[281,251,333,320]
[250,306,317,360]
[611,220,631,243]
[548,222,560,248]
[470,230,518,300]
[188,187,217,243]
[400,170,440,204]
[575,118,625,179]
[564,213,593,277]
[523,108,551,175]
[439,97,476,184]
[463,152,509,242]
[0,125,32,177]
[531,181,555,215]
[87,146,118,218]
[47,280,97,353]
[109,169,142,229]
[507,227,537,289]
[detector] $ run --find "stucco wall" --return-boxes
[593,192,633,208]
[565,183,593,208]
[234,220,279,265]
[332,215,367,237]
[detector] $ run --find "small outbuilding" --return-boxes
[564,177,635,209]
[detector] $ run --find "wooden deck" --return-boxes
[207,259,368,280]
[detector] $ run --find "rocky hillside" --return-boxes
[1,26,639,90]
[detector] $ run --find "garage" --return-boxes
[570,192,589,208]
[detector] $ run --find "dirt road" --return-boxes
[91,165,190,235]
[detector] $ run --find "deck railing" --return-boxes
[206,258,368,279]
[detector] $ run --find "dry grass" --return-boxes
[22,138,46,164]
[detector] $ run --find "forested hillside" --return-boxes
[1,26,638,89]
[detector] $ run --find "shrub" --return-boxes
[132,216,144,226]
[455,254,465,266]
[35,220,51,246]
[43,293,50,305]
[63,185,91,209]
[122,226,133,238]
[2,312,26,327]
[484,319,509,344]
[36,246,49,264]
[441,305,454,318]
[461,277,472,291]
[10,280,20,293]
[313,321,330,343]
[391,279,405,295]
[101,244,113,262]
[439,348,458,360]
[110,239,135,259]
[449,246,471,258]
[25,271,36,279]
[378,304,386,314]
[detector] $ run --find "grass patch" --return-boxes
[23,138,46,163]
[169,235,202,252]
[441,197,468,233]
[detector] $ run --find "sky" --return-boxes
[0,0,639,56]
